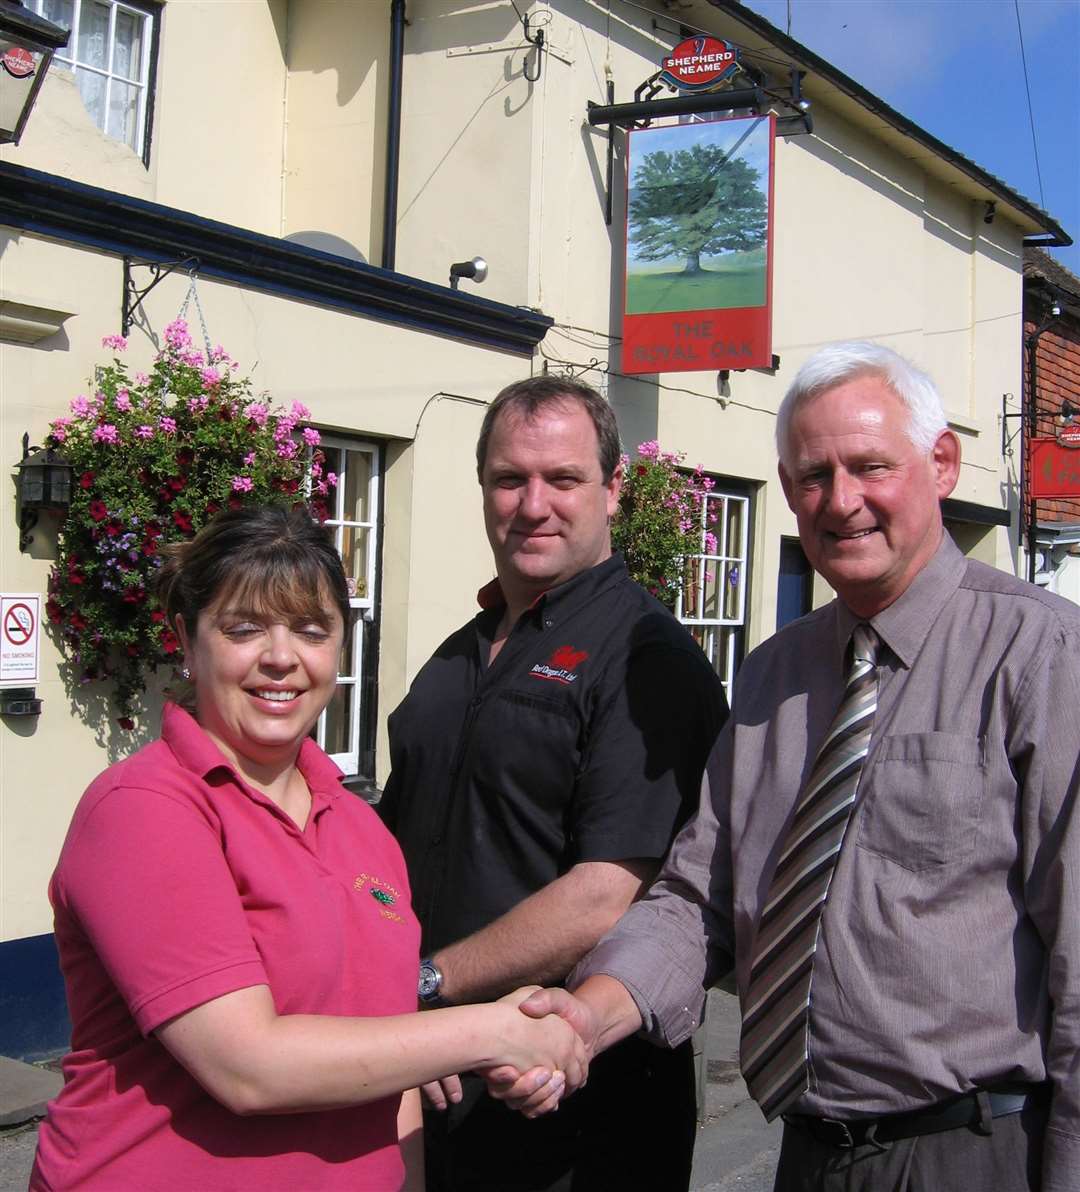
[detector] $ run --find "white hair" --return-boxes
[775,341,947,468]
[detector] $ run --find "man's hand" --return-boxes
[484,988,601,1117]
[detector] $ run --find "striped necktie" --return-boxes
[739,623,881,1121]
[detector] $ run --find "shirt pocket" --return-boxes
[853,732,986,872]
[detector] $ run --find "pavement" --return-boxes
[0,988,779,1191]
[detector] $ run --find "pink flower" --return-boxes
[247,403,269,427]
[325,471,338,488]
[71,395,93,417]
[209,344,233,365]
[180,349,204,368]
[243,451,256,466]
[164,319,191,350]
[50,416,72,442]
[115,390,133,412]
[291,401,312,420]
[134,371,150,385]
[231,476,254,492]
[273,417,296,442]
[92,424,120,444]
[276,440,299,460]
[102,333,128,351]
[133,425,154,439]
[200,367,222,387]
[637,440,660,460]
[159,417,177,435]
[187,395,210,414]
[302,426,321,447]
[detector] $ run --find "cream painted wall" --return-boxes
[282,0,389,262]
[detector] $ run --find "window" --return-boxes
[314,437,382,781]
[30,0,157,158]
[675,485,751,701]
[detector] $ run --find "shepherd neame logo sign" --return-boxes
[659,37,739,93]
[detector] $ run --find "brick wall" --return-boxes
[1024,316,1080,526]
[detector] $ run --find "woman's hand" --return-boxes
[492,986,588,1098]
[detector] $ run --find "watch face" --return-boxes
[418,961,441,1000]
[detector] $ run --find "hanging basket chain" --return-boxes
[177,272,215,361]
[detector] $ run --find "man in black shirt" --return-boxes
[379,376,727,1191]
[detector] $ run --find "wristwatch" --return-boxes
[418,957,444,1004]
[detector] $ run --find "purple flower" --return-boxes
[133,425,154,439]
[164,319,191,350]
[159,417,177,435]
[302,426,321,447]
[231,476,254,492]
[243,451,256,466]
[92,424,120,445]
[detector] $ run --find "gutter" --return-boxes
[382,0,405,270]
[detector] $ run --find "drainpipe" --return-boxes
[382,0,405,271]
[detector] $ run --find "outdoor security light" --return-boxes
[0,0,70,145]
[449,257,489,290]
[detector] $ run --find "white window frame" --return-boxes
[675,488,750,700]
[30,0,156,157]
[314,435,381,776]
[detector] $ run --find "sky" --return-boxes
[739,0,1080,277]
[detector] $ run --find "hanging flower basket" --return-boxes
[44,321,337,727]
[612,441,717,609]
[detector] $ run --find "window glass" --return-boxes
[30,0,154,155]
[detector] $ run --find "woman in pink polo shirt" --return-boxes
[33,505,583,1192]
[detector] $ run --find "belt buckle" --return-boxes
[821,1118,856,1149]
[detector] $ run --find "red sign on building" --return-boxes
[1030,437,1080,498]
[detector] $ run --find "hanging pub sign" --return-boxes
[1029,428,1080,499]
[659,36,740,93]
[622,113,775,374]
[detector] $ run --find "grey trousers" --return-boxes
[773,1097,1046,1192]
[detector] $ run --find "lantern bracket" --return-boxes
[121,255,200,337]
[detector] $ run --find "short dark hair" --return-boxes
[155,504,352,641]
[475,376,622,483]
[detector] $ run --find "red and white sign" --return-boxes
[1,47,36,79]
[1030,438,1080,499]
[1057,422,1080,446]
[660,36,739,93]
[0,594,40,685]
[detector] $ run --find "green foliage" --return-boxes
[629,143,767,272]
[45,322,336,727]
[612,442,716,608]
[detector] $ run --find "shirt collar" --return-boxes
[161,702,345,808]
[834,534,967,667]
[476,553,628,624]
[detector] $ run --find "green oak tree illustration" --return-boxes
[629,142,767,274]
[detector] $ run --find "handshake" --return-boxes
[424,984,607,1118]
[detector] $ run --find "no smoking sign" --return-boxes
[0,594,40,684]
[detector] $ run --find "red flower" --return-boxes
[145,521,163,538]
[121,587,146,605]
[105,519,123,537]
[67,568,85,586]
[117,717,135,731]
[635,465,648,476]
[138,468,152,486]
[69,610,89,632]
[205,502,221,518]
[161,629,179,654]
[46,599,64,624]
[172,510,193,533]
[79,471,95,489]
[150,610,167,624]
[227,496,243,511]
[177,449,194,467]
[126,644,140,656]
[158,487,175,504]
[168,476,186,493]
[142,538,158,557]
[88,500,108,522]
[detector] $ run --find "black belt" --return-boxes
[782,1085,1046,1150]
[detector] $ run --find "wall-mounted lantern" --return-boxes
[449,256,488,290]
[0,0,70,145]
[16,432,72,551]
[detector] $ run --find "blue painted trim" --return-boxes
[0,934,70,1063]
[0,163,553,355]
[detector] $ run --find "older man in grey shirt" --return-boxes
[494,342,1080,1191]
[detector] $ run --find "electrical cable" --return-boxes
[1013,0,1046,208]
